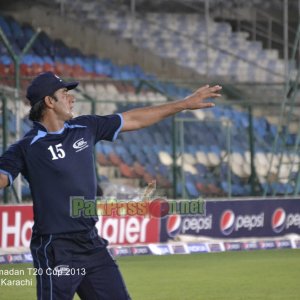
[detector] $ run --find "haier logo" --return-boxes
[220,210,264,236]
[73,138,88,152]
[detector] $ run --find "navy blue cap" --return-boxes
[26,72,79,106]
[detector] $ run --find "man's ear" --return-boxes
[44,96,55,108]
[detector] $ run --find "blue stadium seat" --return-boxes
[185,181,199,198]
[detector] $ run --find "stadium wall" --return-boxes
[1,198,300,257]
[0,198,300,249]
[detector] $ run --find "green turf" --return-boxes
[0,249,299,300]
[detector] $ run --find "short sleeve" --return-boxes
[70,114,123,143]
[95,114,123,142]
[0,142,25,186]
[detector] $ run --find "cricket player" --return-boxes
[0,72,221,299]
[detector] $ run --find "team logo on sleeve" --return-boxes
[73,138,89,152]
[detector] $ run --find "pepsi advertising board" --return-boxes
[160,198,300,241]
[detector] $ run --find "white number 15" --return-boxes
[48,144,66,160]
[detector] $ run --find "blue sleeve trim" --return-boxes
[113,114,124,141]
[64,123,87,130]
[0,169,13,186]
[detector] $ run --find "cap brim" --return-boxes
[65,82,79,90]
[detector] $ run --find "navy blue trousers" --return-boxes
[30,228,131,300]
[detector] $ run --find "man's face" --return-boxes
[52,88,75,121]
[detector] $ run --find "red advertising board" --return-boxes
[0,205,160,248]
[96,215,160,245]
[0,205,33,248]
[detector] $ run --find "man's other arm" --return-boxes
[121,84,221,132]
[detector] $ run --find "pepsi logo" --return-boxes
[272,208,286,233]
[166,214,181,238]
[220,210,235,236]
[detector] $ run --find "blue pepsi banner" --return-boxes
[160,198,300,241]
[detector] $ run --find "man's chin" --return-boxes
[66,112,74,120]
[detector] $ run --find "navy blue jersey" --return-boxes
[0,114,123,235]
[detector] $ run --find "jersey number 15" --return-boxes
[48,144,66,160]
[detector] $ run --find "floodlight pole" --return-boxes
[0,27,41,202]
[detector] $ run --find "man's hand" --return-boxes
[183,84,222,110]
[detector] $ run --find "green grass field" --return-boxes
[0,249,299,300]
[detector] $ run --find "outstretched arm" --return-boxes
[0,173,9,189]
[121,84,221,132]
